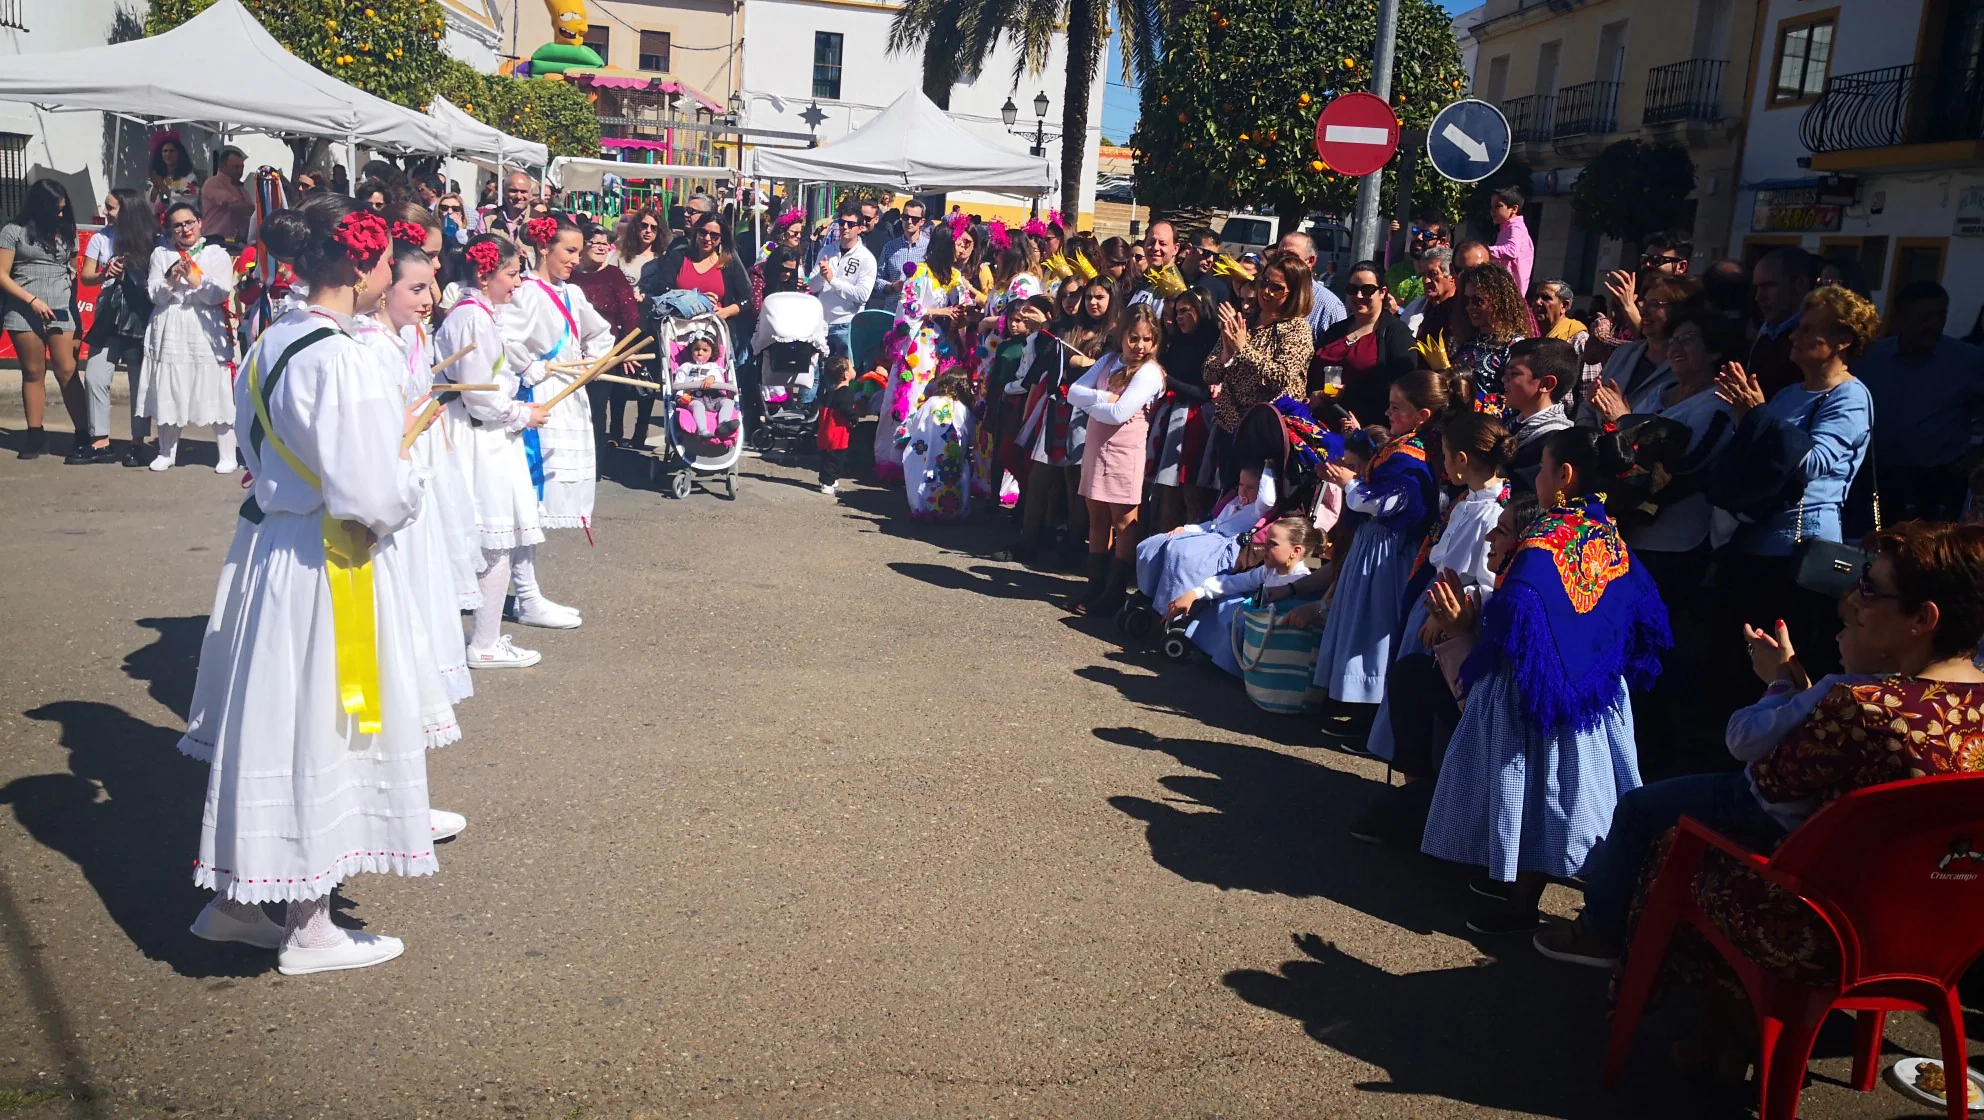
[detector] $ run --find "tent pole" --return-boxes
[345,135,358,195]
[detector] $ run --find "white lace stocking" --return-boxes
[209,897,265,924]
[283,897,350,950]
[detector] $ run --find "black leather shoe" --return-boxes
[65,439,117,465]
[17,427,46,459]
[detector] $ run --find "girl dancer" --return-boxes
[502,214,613,628]
[439,234,551,669]
[873,223,971,483]
[1422,426,1669,934]
[180,194,438,975]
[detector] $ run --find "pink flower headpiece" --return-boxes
[772,209,804,230]
[148,129,184,158]
[985,219,1011,253]
[1022,218,1049,239]
[944,211,970,238]
[1046,209,1066,231]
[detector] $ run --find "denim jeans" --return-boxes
[826,321,851,360]
[1579,770,1785,939]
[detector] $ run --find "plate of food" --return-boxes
[1889,1057,1984,1113]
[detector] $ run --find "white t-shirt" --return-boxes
[84,228,116,265]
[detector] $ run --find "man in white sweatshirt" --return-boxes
[809,198,876,360]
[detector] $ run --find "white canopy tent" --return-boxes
[0,0,450,160]
[546,157,739,193]
[747,90,1053,196]
[430,95,548,172]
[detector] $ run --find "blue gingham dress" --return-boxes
[1419,668,1642,881]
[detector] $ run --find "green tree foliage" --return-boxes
[434,60,602,159]
[148,0,449,110]
[1571,140,1697,246]
[1130,0,1468,227]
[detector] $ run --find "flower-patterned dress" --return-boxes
[896,392,972,520]
[1621,676,1984,996]
[872,261,968,484]
[970,272,1045,505]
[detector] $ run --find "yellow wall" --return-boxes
[512,0,740,101]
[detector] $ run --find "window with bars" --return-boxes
[639,30,670,72]
[0,134,26,220]
[583,24,610,62]
[812,32,843,100]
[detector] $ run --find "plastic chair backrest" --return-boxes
[848,309,893,370]
[1765,772,1984,986]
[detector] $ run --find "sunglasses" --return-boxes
[1260,281,1290,296]
[1642,253,1683,267]
[638,221,658,230]
[903,214,925,224]
[439,204,463,213]
[694,229,722,239]
[1346,283,1382,298]
[1855,563,1903,603]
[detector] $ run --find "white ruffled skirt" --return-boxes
[179,510,441,904]
[534,379,594,530]
[453,400,546,552]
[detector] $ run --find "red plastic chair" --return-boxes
[1605,771,1984,1120]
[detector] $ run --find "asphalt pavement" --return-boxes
[0,408,1964,1118]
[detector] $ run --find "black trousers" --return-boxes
[818,446,845,486]
[1388,652,1460,781]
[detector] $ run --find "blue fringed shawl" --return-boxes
[1460,497,1671,733]
[1357,430,1440,538]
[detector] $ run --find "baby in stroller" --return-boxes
[673,330,741,447]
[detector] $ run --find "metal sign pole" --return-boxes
[1350,0,1401,264]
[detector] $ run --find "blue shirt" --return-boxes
[1735,378,1873,557]
[1852,335,1984,470]
[873,232,929,311]
[1309,280,1346,340]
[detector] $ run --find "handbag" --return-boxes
[1792,433,1878,598]
[1232,592,1326,714]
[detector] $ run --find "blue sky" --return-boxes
[1100,1,1476,143]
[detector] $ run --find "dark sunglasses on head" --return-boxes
[1346,283,1382,298]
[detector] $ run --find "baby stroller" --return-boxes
[647,312,743,500]
[747,290,828,454]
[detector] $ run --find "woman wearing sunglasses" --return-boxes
[609,205,663,286]
[1309,259,1417,431]
[139,202,237,473]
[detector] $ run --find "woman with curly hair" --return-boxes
[1449,263,1531,404]
[1712,283,1878,677]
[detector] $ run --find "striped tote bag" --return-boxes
[1232,594,1327,714]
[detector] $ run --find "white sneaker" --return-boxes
[466,635,541,669]
[147,454,174,472]
[430,808,467,841]
[820,483,836,496]
[277,931,404,976]
[189,900,283,950]
[214,458,238,475]
[512,596,582,629]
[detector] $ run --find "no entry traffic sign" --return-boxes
[1313,92,1400,178]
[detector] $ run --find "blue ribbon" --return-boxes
[519,315,571,502]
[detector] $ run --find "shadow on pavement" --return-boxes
[887,560,1071,602]
[2,618,271,979]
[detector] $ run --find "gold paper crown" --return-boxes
[1208,252,1255,281]
[1069,251,1099,281]
[1414,331,1452,372]
[1143,263,1187,298]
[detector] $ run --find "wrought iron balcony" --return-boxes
[1643,59,1726,126]
[1502,93,1556,144]
[1554,80,1620,137]
[1800,63,1984,152]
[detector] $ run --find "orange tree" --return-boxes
[434,60,601,159]
[1130,0,1467,230]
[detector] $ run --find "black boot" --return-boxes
[17,427,46,460]
[1068,552,1110,613]
[1087,557,1134,618]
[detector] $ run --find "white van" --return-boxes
[1217,213,1279,258]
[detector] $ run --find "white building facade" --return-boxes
[1732,0,1984,323]
[738,0,1106,225]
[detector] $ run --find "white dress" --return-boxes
[178,307,439,904]
[356,315,475,705]
[435,296,544,551]
[501,275,613,529]
[139,243,235,427]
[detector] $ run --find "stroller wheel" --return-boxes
[746,426,774,453]
[647,457,660,484]
[1124,608,1157,642]
[721,469,737,501]
[1161,632,1193,662]
[669,471,693,500]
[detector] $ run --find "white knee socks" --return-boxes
[151,423,181,469]
[214,423,237,472]
[469,547,515,650]
[282,897,349,950]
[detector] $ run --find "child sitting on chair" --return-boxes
[674,331,740,446]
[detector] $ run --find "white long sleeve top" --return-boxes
[235,307,423,539]
[1066,353,1164,425]
[502,274,615,388]
[436,295,531,432]
[1177,469,1278,539]
[1428,482,1506,592]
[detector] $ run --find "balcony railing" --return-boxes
[1554,80,1620,138]
[1643,59,1726,126]
[1502,93,1556,144]
[1800,63,1984,152]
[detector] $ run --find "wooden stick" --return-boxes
[429,343,475,375]
[548,351,652,372]
[433,382,501,392]
[400,399,444,454]
[590,371,662,390]
[538,330,644,411]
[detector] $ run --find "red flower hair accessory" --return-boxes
[333,211,391,265]
[524,216,560,247]
[464,240,502,277]
[390,220,429,247]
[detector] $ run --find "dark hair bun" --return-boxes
[260,209,315,261]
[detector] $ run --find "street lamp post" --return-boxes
[1001,92,1055,219]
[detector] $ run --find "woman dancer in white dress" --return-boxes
[439,233,551,667]
[500,214,612,628]
[141,202,237,472]
[179,194,438,976]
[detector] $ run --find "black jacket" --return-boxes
[1310,311,1417,425]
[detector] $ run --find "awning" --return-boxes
[429,95,549,168]
[546,157,738,192]
[747,90,1051,196]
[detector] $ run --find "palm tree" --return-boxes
[891,0,1165,223]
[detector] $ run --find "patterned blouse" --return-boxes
[1206,316,1313,434]
[1752,676,1984,809]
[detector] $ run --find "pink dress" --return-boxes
[1068,354,1164,506]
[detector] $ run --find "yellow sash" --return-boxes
[244,338,384,735]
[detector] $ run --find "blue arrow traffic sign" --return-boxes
[1425,98,1511,184]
